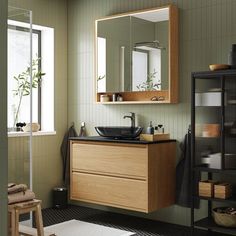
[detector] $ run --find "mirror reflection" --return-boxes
[96,7,169,93]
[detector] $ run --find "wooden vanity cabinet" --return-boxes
[70,140,176,213]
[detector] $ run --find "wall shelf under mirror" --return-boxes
[95,4,178,104]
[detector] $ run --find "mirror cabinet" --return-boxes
[95,4,178,104]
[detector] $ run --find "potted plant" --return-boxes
[12,58,45,129]
[136,70,161,91]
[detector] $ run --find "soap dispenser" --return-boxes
[79,122,86,137]
[146,121,154,134]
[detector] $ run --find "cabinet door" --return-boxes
[71,172,148,212]
[71,142,148,179]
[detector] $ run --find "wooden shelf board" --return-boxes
[195,195,236,204]
[195,105,221,107]
[194,165,236,174]
[96,100,171,105]
[192,69,236,78]
[194,217,236,235]
[195,136,220,139]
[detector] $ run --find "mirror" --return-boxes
[95,5,178,103]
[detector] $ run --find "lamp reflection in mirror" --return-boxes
[134,40,166,50]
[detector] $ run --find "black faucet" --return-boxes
[123,112,135,128]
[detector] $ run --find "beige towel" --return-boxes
[8,190,35,204]
[8,183,28,194]
[8,183,16,188]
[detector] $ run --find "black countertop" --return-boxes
[70,136,176,144]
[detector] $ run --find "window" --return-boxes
[8,20,55,134]
[8,25,41,129]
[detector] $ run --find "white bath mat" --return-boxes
[45,219,135,236]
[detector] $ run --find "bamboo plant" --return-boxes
[12,58,45,128]
[136,70,160,91]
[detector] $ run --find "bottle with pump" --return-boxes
[79,122,86,137]
[146,121,154,134]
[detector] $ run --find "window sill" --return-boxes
[8,131,56,138]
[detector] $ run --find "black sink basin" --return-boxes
[95,126,143,139]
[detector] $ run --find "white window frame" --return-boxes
[8,20,55,137]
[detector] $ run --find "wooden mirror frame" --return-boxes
[95,4,178,104]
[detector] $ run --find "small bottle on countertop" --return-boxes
[146,121,154,134]
[79,122,86,137]
[154,126,159,134]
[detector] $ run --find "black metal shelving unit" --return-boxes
[191,69,236,235]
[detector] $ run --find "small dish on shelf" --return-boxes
[22,123,40,132]
[209,64,230,71]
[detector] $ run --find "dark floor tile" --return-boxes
[42,205,230,236]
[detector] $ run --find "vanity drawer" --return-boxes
[71,172,148,212]
[71,142,147,179]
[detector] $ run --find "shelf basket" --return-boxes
[213,207,236,228]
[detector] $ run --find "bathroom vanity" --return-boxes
[70,137,176,213]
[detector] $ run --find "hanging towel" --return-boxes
[61,124,78,185]
[176,129,200,208]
